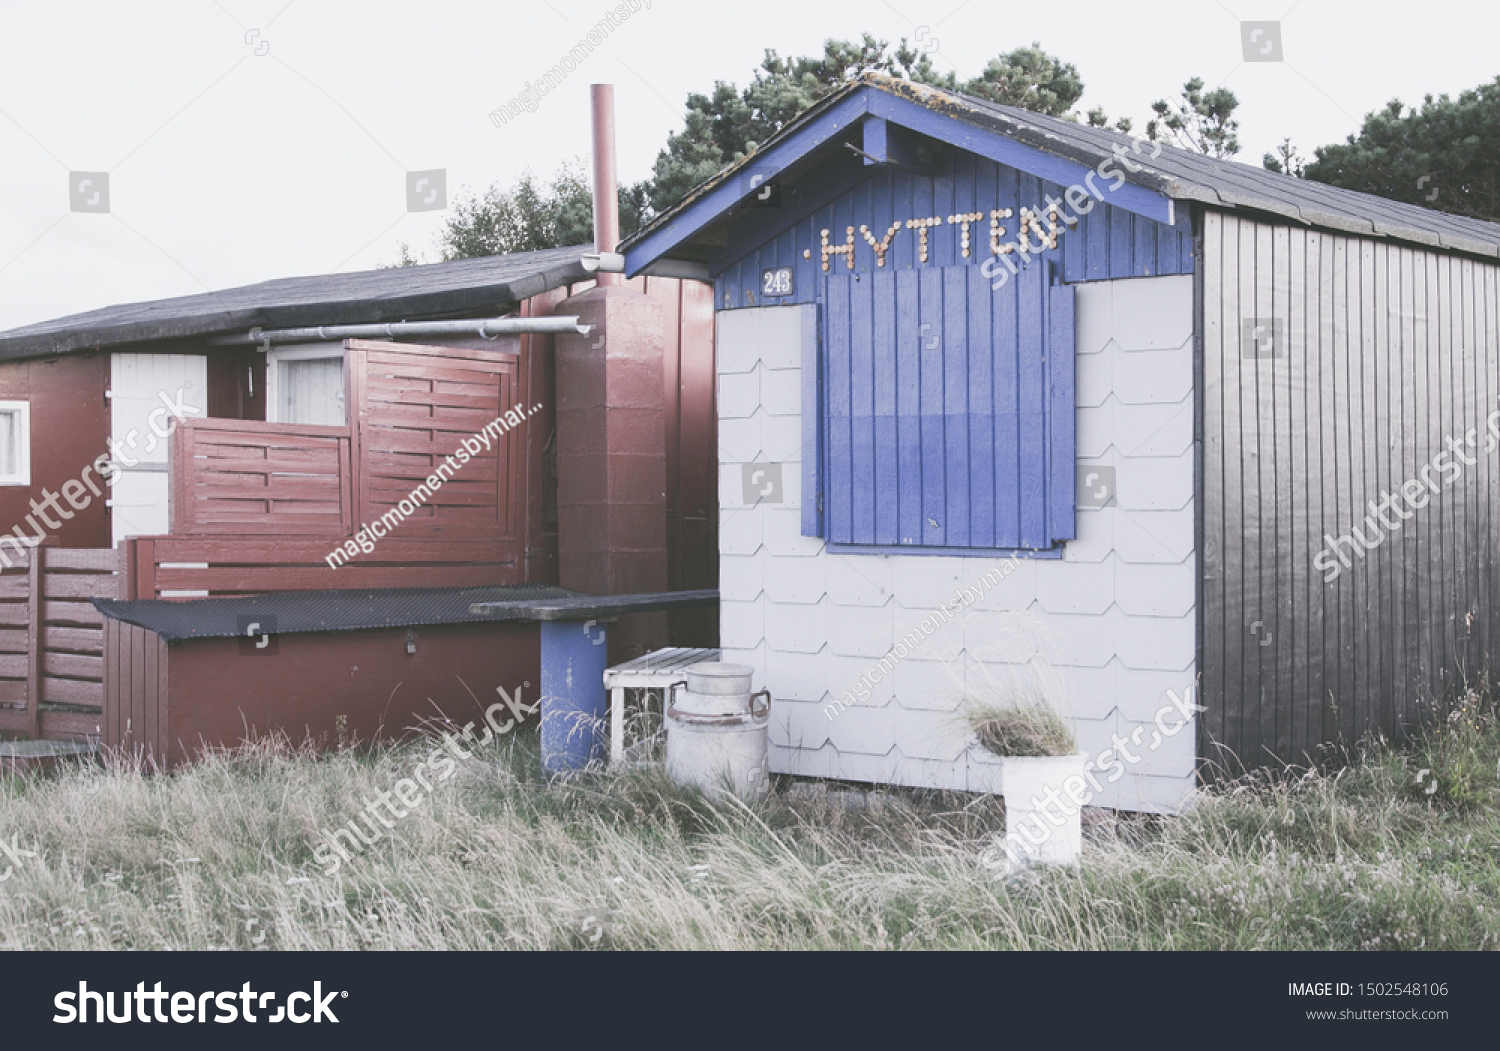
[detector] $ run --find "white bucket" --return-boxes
[996,752,1088,871]
[665,662,770,802]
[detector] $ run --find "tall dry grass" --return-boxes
[0,704,1496,950]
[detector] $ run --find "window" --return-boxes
[808,266,1075,553]
[0,400,31,486]
[266,344,346,425]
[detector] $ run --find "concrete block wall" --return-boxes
[717,275,1197,812]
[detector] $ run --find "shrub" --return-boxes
[1405,683,1500,811]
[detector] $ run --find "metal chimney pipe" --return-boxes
[590,84,622,286]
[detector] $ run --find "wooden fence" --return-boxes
[122,535,521,599]
[144,340,527,598]
[350,340,523,540]
[0,547,120,741]
[170,418,354,536]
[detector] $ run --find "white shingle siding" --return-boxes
[718,274,1197,813]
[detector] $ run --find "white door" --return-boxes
[109,353,207,546]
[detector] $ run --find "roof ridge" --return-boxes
[621,76,1500,265]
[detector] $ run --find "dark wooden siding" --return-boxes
[206,346,266,421]
[714,147,1194,311]
[1201,211,1500,771]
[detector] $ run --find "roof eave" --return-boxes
[0,255,596,362]
[622,80,1182,275]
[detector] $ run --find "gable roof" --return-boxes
[621,74,1500,274]
[0,243,595,362]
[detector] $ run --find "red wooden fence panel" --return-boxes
[131,340,530,599]
[123,536,522,599]
[347,340,523,542]
[0,547,119,741]
[171,418,353,536]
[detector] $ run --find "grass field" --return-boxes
[1,691,1497,950]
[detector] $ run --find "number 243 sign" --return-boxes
[761,267,793,297]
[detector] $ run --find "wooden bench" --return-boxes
[603,646,720,766]
[468,589,719,771]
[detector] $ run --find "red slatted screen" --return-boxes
[171,419,354,536]
[347,340,523,542]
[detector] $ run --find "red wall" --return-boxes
[0,352,110,550]
[643,278,718,647]
[158,621,543,765]
[524,277,718,648]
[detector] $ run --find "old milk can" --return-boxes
[665,662,770,801]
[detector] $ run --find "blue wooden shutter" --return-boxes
[817,264,1075,550]
[1047,281,1077,543]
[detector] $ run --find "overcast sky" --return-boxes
[1,0,1495,332]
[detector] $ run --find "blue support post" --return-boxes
[539,618,610,772]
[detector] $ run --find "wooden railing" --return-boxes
[122,535,521,599]
[0,547,119,741]
[171,418,354,536]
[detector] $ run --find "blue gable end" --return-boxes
[623,81,1192,558]
[714,148,1193,310]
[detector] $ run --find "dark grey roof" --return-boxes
[940,83,1500,258]
[0,244,594,362]
[623,74,1500,262]
[92,583,580,643]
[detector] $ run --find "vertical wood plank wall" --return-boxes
[102,617,168,761]
[1201,211,1500,771]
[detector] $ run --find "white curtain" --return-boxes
[279,358,345,425]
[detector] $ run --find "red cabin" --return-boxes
[0,245,716,760]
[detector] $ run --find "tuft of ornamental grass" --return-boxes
[969,701,1076,758]
[964,670,1076,758]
